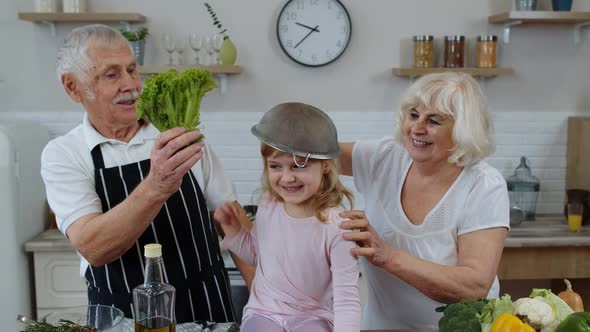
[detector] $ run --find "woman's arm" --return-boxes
[338,142,355,176]
[386,227,507,303]
[340,210,507,304]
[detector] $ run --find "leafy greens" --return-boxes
[136,68,217,134]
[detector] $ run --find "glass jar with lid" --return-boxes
[413,35,434,68]
[506,156,540,221]
[476,35,498,68]
[444,35,465,68]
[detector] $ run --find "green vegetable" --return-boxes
[436,298,489,332]
[21,319,97,332]
[556,312,590,332]
[119,27,149,41]
[136,68,217,134]
[479,294,515,332]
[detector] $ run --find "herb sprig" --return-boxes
[204,2,228,37]
[21,319,97,332]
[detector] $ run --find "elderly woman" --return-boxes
[338,72,509,331]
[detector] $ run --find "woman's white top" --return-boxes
[352,137,509,331]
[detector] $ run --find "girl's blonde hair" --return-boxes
[260,144,354,222]
[395,72,494,166]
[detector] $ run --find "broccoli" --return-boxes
[436,299,489,332]
[136,68,217,134]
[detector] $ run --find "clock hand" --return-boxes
[294,25,319,48]
[295,22,320,33]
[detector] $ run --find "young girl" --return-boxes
[214,102,361,332]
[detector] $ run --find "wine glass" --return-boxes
[189,33,203,65]
[175,37,186,65]
[205,35,216,65]
[162,34,176,65]
[212,34,224,64]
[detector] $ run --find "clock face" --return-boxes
[276,0,352,67]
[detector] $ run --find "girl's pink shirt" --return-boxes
[221,197,361,331]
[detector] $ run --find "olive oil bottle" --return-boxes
[133,244,176,332]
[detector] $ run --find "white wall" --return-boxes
[0,110,577,215]
[1,0,590,112]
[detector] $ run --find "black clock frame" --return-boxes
[276,0,352,67]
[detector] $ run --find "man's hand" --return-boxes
[213,202,244,240]
[146,127,205,197]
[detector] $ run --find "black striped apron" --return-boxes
[85,145,235,323]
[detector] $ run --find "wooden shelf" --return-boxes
[17,12,146,23]
[488,11,590,44]
[139,65,242,75]
[392,67,514,78]
[489,11,590,24]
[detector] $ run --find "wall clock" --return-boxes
[276,0,352,67]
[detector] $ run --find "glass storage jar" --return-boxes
[476,35,497,68]
[413,35,434,68]
[444,35,465,68]
[34,0,58,12]
[506,156,540,221]
[62,0,88,13]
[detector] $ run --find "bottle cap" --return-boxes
[144,243,162,258]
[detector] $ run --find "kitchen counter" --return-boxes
[27,215,589,252]
[24,228,72,252]
[505,215,590,248]
[499,215,590,280]
[26,216,590,284]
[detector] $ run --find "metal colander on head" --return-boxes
[251,102,341,164]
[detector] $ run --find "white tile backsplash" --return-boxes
[0,110,574,214]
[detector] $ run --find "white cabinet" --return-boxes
[25,229,87,319]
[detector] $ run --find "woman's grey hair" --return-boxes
[395,72,494,166]
[56,24,129,82]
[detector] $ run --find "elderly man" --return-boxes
[41,24,248,324]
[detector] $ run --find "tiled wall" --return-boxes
[0,111,575,214]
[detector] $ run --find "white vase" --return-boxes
[129,40,146,65]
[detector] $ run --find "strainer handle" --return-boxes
[293,153,311,168]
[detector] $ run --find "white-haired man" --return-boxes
[41,24,251,323]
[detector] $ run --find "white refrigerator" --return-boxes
[0,121,50,330]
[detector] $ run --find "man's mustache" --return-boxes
[112,91,140,104]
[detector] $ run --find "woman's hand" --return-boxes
[339,210,395,269]
[213,201,243,240]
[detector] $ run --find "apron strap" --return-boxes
[91,145,105,169]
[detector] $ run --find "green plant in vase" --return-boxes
[120,27,149,65]
[204,2,237,65]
